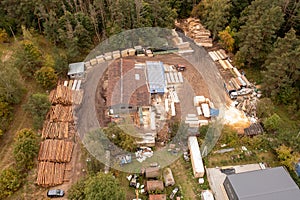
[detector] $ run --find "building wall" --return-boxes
[223,177,238,200]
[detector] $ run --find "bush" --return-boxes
[263,113,281,133]
[24,93,51,129]
[13,128,39,171]
[0,101,13,132]
[256,98,275,118]
[0,167,22,199]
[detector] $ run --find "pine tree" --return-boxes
[235,0,284,67]
[263,28,300,106]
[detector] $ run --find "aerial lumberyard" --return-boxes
[34,18,300,200]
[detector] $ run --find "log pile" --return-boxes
[49,85,73,105]
[48,105,73,122]
[36,161,65,186]
[42,121,69,139]
[72,90,84,105]
[38,140,74,162]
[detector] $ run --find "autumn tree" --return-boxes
[235,0,284,67]
[35,66,57,89]
[276,144,298,171]
[262,29,300,106]
[13,128,38,171]
[218,26,235,52]
[0,167,22,199]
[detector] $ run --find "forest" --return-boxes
[0,0,299,199]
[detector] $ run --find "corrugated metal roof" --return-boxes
[225,166,300,200]
[146,61,165,93]
[68,62,85,75]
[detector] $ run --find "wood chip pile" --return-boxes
[38,140,74,162]
[37,162,66,186]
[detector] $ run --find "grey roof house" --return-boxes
[68,62,85,78]
[223,166,300,200]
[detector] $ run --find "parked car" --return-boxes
[221,168,235,175]
[47,189,64,198]
[170,187,179,199]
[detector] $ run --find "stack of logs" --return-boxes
[48,105,73,122]
[36,80,81,187]
[38,140,74,163]
[42,121,71,139]
[49,84,83,105]
[37,162,66,186]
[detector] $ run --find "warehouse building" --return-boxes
[146,61,166,94]
[223,166,300,200]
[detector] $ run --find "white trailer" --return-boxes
[201,103,210,118]
[188,136,205,178]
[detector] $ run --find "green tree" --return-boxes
[256,98,275,119]
[0,62,24,104]
[24,93,51,129]
[262,29,300,106]
[193,0,232,39]
[84,173,125,200]
[235,0,284,67]
[13,128,38,171]
[13,40,43,78]
[34,66,57,89]
[263,113,281,133]
[68,178,86,200]
[104,123,137,152]
[218,26,235,52]
[0,167,22,199]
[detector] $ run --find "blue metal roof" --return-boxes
[146,61,165,94]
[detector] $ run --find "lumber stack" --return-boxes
[48,105,73,122]
[42,121,69,139]
[38,140,74,163]
[36,162,65,186]
[49,85,73,105]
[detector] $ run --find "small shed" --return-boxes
[145,167,160,178]
[68,62,85,79]
[244,123,264,136]
[163,168,175,186]
[149,194,167,200]
[146,180,164,192]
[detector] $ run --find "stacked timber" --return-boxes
[49,85,73,105]
[36,162,66,186]
[42,121,69,139]
[38,140,74,163]
[48,105,73,122]
[72,90,84,105]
